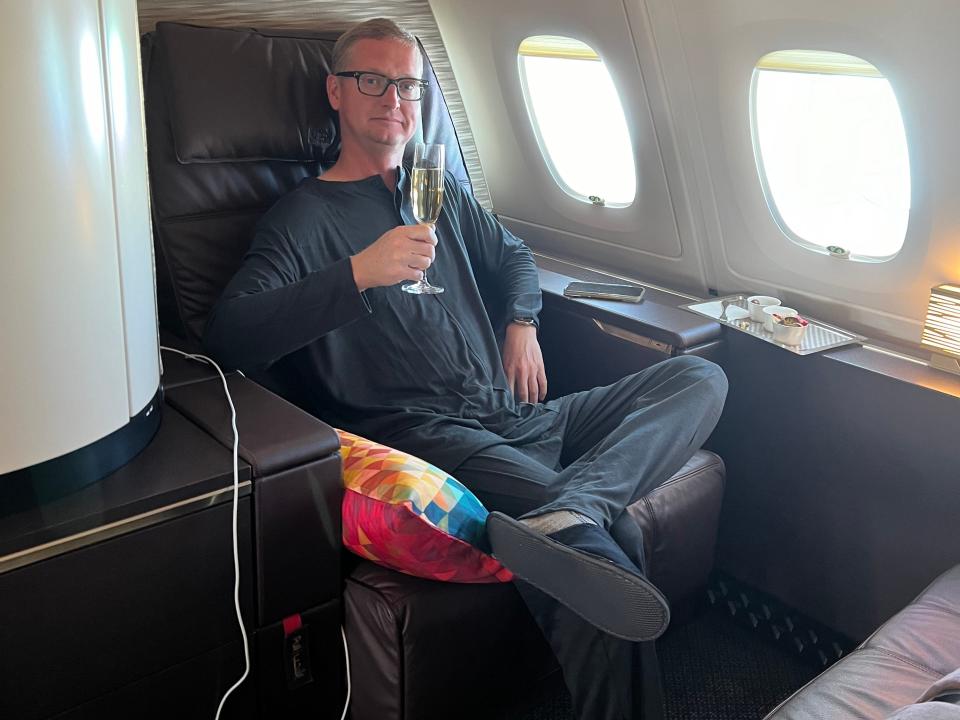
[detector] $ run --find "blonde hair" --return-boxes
[332,18,419,74]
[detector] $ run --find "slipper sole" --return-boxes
[487,511,670,641]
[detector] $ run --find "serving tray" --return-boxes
[681,294,865,355]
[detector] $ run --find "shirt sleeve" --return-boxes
[203,223,371,370]
[449,176,543,326]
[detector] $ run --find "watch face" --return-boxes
[513,317,535,325]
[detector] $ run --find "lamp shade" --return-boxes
[921,284,960,373]
[0,0,160,495]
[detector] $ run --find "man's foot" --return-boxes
[520,509,596,534]
[486,511,670,641]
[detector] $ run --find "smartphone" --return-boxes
[563,281,646,303]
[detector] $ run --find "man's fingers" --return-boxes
[407,254,432,271]
[538,368,548,402]
[406,241,435,262]
[526,373,538,406]
[505,367,517,399]
[408,224,438,245]
[515,378,529,403]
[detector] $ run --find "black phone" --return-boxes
[563,281,646,303]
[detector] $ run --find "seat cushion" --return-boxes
[766,565,960,720]
[338,430,512,583]
[888,703,960,720]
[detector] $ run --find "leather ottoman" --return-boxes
[764,564,960,720]
[343,449,725,720]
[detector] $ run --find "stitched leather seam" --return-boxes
[765,646,943,718]
[763,649,864,716]
[654,459,722,490]
[920,598,960,618]
[347,574,429,606]
[158,205,273,225]
[643,495,662,562]
[871,647,945,677]
[344,577,407,719]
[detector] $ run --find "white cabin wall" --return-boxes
[655,0,960,344]
[434,0,960,346]
[648,0,960,343]
[429,0,714,295]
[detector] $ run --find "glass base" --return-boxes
[402,280,444,294]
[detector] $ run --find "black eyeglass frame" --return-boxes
[334,71,430,101]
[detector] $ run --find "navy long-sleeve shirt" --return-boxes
[203,168,551,471]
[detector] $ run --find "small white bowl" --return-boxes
[763,305,797,332]
[747,295,781,322]
[773,320,807,346]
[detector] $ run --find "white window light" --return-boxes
[518,35,636,207]
[751,50,911,261]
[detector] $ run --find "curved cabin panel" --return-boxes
[431,0,705,291]
[660,0,960,344]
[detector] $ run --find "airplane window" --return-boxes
[752,50,910,260]
[518,36,636,207]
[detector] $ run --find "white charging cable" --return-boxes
[159,346,351,720]
[161,346,248,720]
[339,625,351,720]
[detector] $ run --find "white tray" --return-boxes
[681,294,865,356]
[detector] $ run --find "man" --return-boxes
[204,18,727,719]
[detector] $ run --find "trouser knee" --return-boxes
[662,355,728,403]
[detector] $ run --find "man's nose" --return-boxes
[380,83,401,108]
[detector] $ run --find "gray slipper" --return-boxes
[486,511,670,641]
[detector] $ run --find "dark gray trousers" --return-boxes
[454,355,728,720]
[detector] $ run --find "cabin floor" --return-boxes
[500,600,819,720]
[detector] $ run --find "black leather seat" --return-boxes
[765,565,960,720]
[142,21,727,719]
[344,450,725,720]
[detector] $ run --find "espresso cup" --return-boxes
[747,295,781,322]
[763,305,797,332]
[773,320,807,346]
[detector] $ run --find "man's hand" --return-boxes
[502,323,547,403]
[351,225,437,292]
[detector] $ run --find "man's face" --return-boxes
[328,38,423,151]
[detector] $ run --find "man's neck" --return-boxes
[320,143,403,192]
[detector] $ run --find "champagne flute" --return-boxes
[403,142,445,294]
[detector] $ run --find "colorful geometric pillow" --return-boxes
[336,429,513,583]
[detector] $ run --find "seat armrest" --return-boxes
[165,374,339,477]
[166,375,343,626]
[537,265,721,351]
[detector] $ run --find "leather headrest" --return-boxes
[157,22,340,164]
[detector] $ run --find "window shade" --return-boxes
[756,49,882,78]
[518,35,599,61]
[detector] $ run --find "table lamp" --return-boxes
[921,284,960,375]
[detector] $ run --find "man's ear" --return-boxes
[327,74,341,111]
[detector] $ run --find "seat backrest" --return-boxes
[143,21,473,346]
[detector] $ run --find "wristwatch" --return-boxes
[512,316,537,327]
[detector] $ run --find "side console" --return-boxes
[0,354,345,719]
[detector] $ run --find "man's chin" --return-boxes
[368,133,412,149]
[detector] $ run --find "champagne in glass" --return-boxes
[403,142,445,294]
[411,167,444,224]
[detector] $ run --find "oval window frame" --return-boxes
[517,35,637,209]
[749,49,911,263]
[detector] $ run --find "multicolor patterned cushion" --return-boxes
[337,429,513,583]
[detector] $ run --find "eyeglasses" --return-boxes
[335,71,429,101]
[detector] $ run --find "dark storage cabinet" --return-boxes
[0,368,345,719]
